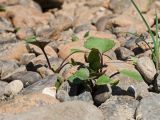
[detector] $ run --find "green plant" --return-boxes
[26,33,143,93]
[65,35,143,93]
[131,0,160,71]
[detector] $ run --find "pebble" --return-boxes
[4,80,23,96]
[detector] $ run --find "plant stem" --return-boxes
[41,48,54,71]
[130,0,156,45]
[55,51,87,73]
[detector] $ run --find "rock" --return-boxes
[22,75,57,94]
[99,96,139,120]
[56,81,93,103]
[74,23,96,33]
[112,74,150,99]
[0,17,14,32]
[0,81,8,97]
[4,80,23,96]
[20,53,36,65]
[6,5,54,29]
[37,66,54,78]
[56,81,72,102]
[104,50,117,60]
[0,32,16,42]
[42,87,56,98]
[95,15,112,31]
[93,85,112,106]
[136,57,156,84]
[0,42,28,61]
[0,92,59,114]
[51,14,73,32]
[109,0,150,14]
[0,101,104,120]
[109,0,131,14]
[109,14,148,34]
[8,71,42,87]
[104,60,136,76]
[74,5,94,27]
[28,54,61,72]
[44,45,58,57]
[104,60,150,98]
[35,25,55,38]
[16,27,34,40]
[0,0,41,9]
[135,93,160,120]
[2,65,27,81]
[115,47,134,60]
[0,60,19,80]
[71,91,93,103]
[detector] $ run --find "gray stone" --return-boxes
[105,50,117,60]
[51,14,73,32]
[115,47,134,60]
[37,66,54,78]
[112,74,150,98]
[0,17,14,33]
[99,96,139,120]
[35,25,54,38]
[10,71,42,87]
[93,85,112,105]
[136,57,156,84]
[4,80,23,96]
[0,60,19,80]
[72,91,93,103]
[74,24,95,33]
[0,101,104,120]
[56,81,72,102]
[0,81,8,97]
[135,93,160,120]
[22,75,57,94]
[56,81,93,103]
[95,16,112,31]
[20,53,36,65]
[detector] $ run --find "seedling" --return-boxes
[131,0,160,91]
[65,35,143,93]
[26,33,143,93]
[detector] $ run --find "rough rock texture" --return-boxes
[135,94,160,120]
[136,57,156,84]
[0,101,104,120]
[0,93,59,114]
[99,96,139,120]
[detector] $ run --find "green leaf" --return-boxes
[120,69,143,81]
[68,68,89,84]
[72,34,79,42]
[84,36,115,53]
[26,36,37,43]
[96,75,111,85]
[88,48,101,71]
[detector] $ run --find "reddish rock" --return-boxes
[0,93,59,114]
